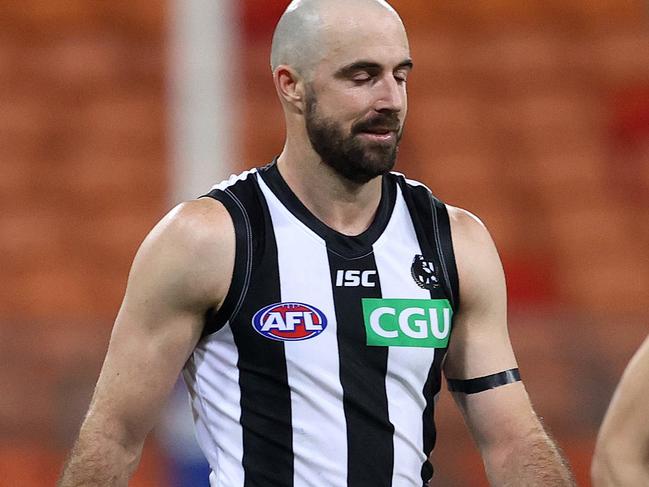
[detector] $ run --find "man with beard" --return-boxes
[59,1,575,486]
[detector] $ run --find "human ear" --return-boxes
[274,66,306,113]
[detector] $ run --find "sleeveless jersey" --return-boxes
[183,161,460,487]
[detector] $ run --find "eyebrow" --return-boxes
[335,59,414,78]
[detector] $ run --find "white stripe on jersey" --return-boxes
[374,184,436,486]
[185,325,245,486]
[210,168,258,192]
[257,176,349,487]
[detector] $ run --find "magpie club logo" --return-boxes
[411,254,440,290]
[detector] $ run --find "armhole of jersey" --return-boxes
[429,196,460,313]
[199,189,252,337]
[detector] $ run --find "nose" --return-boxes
[374,74,405,114]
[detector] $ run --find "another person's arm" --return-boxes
[592,335,649,486]
[58,198,234,486]
[443,207,575,486]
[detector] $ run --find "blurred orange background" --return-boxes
[1,1,648,485]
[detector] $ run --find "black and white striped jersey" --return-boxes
[183,160,459,487]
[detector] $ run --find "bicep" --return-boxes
[85,200,234,446]
[443,206,516,384]
[89,293,204,445]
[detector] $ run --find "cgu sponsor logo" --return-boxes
[362,298,452,348]
[252,302,328,342]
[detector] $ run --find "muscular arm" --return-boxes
[443,206,574,486]
[592,335,649,486]
[58,198,234,486]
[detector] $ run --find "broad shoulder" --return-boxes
[447,205,493,249]
[128,197,235,312]
[446,205,505,309]
[154,197,233,252]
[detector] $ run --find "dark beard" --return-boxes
[304,90,402,185]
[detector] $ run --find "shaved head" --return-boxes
[270,0,402,77]
[271,0,410,185]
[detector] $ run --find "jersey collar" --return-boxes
[258,158,397,259]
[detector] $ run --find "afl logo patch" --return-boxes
[252,302,328,342]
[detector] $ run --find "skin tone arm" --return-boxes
[58,198,234,487]
[592,335,649,486]
[443,206,575,486]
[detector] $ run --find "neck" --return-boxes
[276,143,384,237]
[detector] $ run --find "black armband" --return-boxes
[447,368,521,394]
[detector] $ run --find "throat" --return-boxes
[306,188,382,237]
[274,153,386,237]
[321,209,377,237]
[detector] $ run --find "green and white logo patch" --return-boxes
[362,298,452,348]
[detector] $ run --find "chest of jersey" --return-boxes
[187,166,459,487]
[248,173,453,371]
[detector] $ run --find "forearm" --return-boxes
[484,427,575,487]
[58,420,143,487]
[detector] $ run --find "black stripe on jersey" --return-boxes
[394,175,459,485]
[420,345,445,485]
[328,251,394,487]
[425,196,460,484]
[430,196,460,311]
[200,189,252,337]
[226,175,294,487]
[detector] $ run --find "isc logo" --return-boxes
[335,270,377,287]
[252,302,328,342]
[362,298,453,348]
